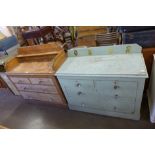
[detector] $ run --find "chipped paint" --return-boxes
[88,49,92,56]
[126,46,132,54]
[108,47,113,54]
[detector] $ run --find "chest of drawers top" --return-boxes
[56,44,148,78]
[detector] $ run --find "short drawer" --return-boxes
[20,91,63,104]
[60,79,95,94]
[15,84,58,94]
[95,80,138,98]
[29,78,54,85]
[10,77,30,84]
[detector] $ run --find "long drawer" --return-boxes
[9,76,54,86]
[29,78,54,85]
[65,89,136,114]
[95,80,138,98]
[60,79,137,98]
[20,91,63,104]
[10,77,30,84]
[15,83,58,94]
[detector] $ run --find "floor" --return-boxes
[0,89,155,129]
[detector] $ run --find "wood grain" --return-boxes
[18,42,63,55]
[52,51,67,71]
[16,51,60,58]
[5,58,19,72]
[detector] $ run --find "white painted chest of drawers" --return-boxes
[56,44,148,120]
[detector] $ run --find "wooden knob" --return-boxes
[114,85,119,89]
[77,92,82,95]
[81,103,85,107]
[76,83,81,87]
[115,94,118,98]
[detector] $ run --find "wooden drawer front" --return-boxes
[95,80,137,98]
[10,77,30,84]
[20,91,63,104]
[15,84,58,94]
[29,78,54,85]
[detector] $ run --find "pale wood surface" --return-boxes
[18,42,63,55]
[8,61,54,74]
[52,52,67,71]
[5,43,66,74]
[16,51,60,58]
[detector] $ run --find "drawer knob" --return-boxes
[115,94,118,98]
[76,83,81,87]
[39,81,44,84]
[23,87,27,90]
[18,80,24,83]
[77,92,82,95]
[81,103,85,107]
[74,50,78,56]
[114,85,119,89]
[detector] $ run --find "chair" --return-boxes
[96,32,121,46]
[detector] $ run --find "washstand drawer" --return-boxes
[15,84,58,94]
[10,77,30,84]
[95,80,138,98]
[20,91,63,104]
[29,78,54,85]
[60,79,95,93]
[70,96,135,114]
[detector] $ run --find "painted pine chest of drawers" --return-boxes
[56,44,148,120]
[5,43,67,107]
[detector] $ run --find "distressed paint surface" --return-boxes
[56,54,148,78]
[67,44,142,57]
[56,44,148,120]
